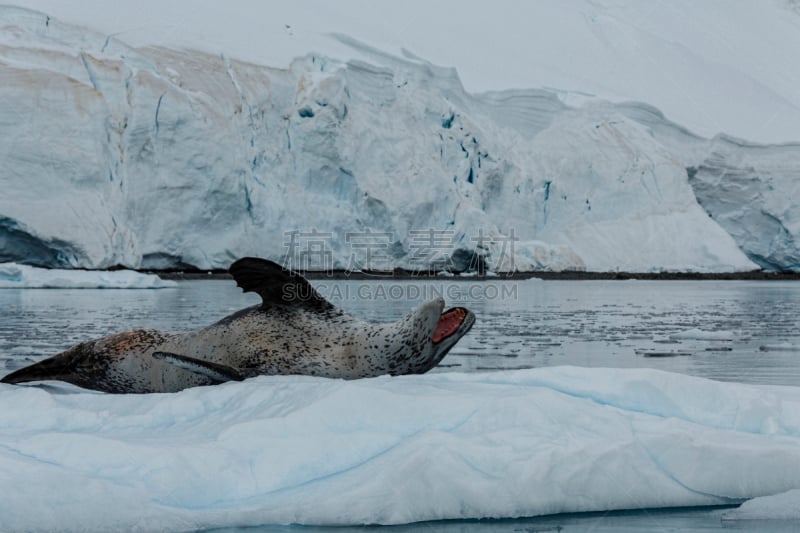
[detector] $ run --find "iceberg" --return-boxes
[0,262,175,288]
[1,366,799,531]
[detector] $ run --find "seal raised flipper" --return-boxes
[152,352,246,383]
[229,257,335,311]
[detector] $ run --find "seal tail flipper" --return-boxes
[152,352,246,383]
[1,359,59,384]
[1,350,83,385]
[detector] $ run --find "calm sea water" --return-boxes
[1,278,798,532]
[2,278,798,385]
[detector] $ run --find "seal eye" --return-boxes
[432,308,467,344]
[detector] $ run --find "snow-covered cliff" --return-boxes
[0,6,797,272]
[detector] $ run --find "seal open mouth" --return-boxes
[432,307,473,344]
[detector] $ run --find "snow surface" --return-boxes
[0,262,175,288]
[1,366,800,531]
[1,5,798,272]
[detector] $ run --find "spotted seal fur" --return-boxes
[1,257,475,393]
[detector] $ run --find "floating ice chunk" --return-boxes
[759,343,800,352]
[0,263,176,289]
[722,489,800,522]
[669,328,735,341]
[635,349,692,357]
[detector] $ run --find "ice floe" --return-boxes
[0,366,799,531]
[0,263,175,289]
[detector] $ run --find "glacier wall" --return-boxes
[688,136,800,272]
[0,7,796,272]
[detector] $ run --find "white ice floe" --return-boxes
[668,328,736,341]
[1,366,799,531]
[723,489,800,522]
[759,343,800,352]
[0,263,175,289]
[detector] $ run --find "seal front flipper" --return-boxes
[152,352,246,383]
[229,257,335,312]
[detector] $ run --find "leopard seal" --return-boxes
[1,257,475,393]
